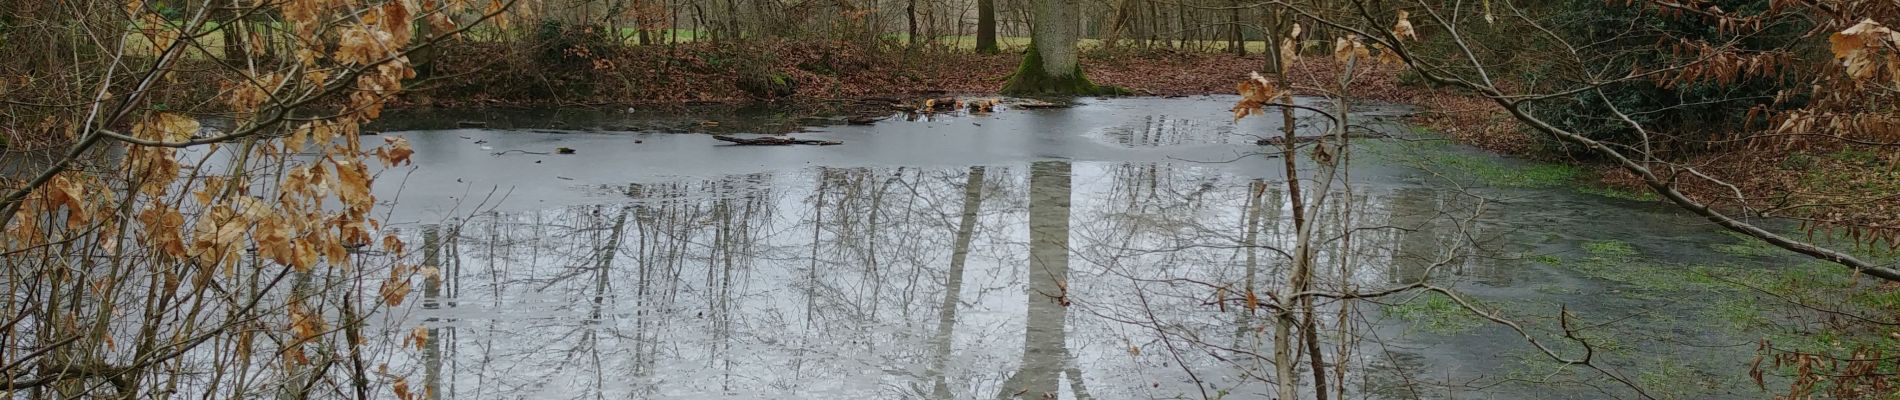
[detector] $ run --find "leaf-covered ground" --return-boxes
[401,40,1269,107]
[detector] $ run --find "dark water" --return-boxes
[352,97,1784,399]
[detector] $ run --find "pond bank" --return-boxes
[399,41,1268,108]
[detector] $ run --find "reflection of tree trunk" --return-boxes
[807,171,828,326]
[1002,161,1071,399]
[1325,184,1361,400]
[423,225,443,400]
[630,184,657,386]
[1390,188,1438,284]
[594,207,628,319]
[715,196,736,393]
[928,167,986,399]
[866,174,892,323]
[1064,365,1094,400]
[791,171,829,382]
[583,208,626,400]
[1236,180,1266,343]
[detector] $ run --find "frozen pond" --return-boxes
[351,97,1788,399]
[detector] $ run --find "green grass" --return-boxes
[1569,240,1736,293]
[1386,292,1485,334]
[1531,254,1563,266]
[1389,142,1582,189]
[1704,297,1769,332]
[1578,185,1659,201]
[1710,231,1787,257]
[1825,148,1882,166]
[1635,358,1724,400]
[1582,240,1637,257]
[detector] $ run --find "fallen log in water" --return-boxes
[1011,99,1072,109]
[1255,132,1389,145]
[713,135,842,146]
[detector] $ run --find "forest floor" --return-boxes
[400,40,1266,107]
[395,40,1897,234]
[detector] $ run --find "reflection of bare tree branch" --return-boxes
[928,166,985,399]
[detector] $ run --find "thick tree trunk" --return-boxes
[1228,2,1244,56]
[222,1,248,62]
[1001,0,1118,95]
[976,0,999,53]
[1145,0,1160,48]
[1102,0,1133,48]
[907,0,919,47]
[1032,0,1078,76]
[634,0,652,48]
[413,6,438,80]
[724,0,741,40]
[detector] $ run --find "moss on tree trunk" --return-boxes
[1000,47,1126,96]
[999,0,1124,96]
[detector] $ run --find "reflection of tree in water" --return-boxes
[1060,161,1492,398]
[1103,115,1247,147]
[405,173,779,398]
[998,161,1091,400]
[407,167,1035,398]
[391,161,1503,399]
[928,166,986,399]
[1069,163,1293,397]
